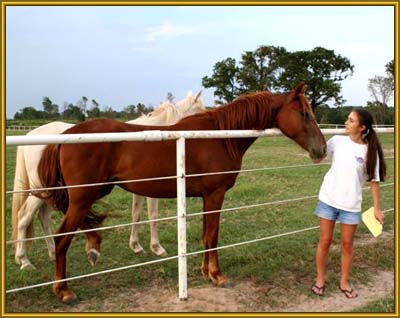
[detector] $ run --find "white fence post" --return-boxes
[176,137,188,300]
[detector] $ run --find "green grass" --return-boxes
[4,132,395,312]
[350,295,395,313]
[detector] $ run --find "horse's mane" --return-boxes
[214,92,277,130]
[189,91,282,159]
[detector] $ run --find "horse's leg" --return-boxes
[201,213,209,277]
[202,188,229,286]
[15,196,43,270]
[53,202,90,305]
[147,197,167,256]
[80,221,102,266]
[129,194,145,254]
[38,204,56,260]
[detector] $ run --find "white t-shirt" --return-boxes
[318,135,380,212]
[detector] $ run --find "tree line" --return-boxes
[13,96,154,122]
[202,46,394,125]
[11,46,394,125]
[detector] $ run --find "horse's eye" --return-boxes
[303,111,311,120]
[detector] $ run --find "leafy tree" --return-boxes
[367,75,393,124]
[136,103,146,116]
[87,106,101,119]
[87,99,101,118]
[92,99,99,108]
[277,47,354,110]
[42,97,59,118]
[101,106,117,119]
[82,96,88,118]
[385,59,394,79]
[385,59,394,90]
[202,46,354,110]
[366,101,385,125]
[14,107,43,120]
[367,75,393,106]
[123,104,137,119]
[62,103,85,121]
[202,57,240,103]
[237,46,287,93]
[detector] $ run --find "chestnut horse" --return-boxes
[11,91,205,270]
[37,83,326,304]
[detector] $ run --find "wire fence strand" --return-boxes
[6,208,394,294]
[6,182,394,245]
[5,157,394,195]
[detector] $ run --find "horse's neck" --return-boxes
[130,111,171,126]
[215,93,284,160]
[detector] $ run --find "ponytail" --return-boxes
[364,128,386,181]
[354,108,386,182]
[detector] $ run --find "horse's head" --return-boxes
[175,90,206,117]
[276,83,326,162]
[144,101,177,122]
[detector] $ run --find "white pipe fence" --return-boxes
[4,128,395,145]
[5,127,395,300]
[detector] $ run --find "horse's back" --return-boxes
[58,117,240,198]
[28,121,74,136]
[64,118,141,134]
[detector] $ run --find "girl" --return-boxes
[311,109,386,298]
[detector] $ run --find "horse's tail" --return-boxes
[37,144,107,227]
[11,146,34,250]
[37,144,69,213]
[85,208,108,228]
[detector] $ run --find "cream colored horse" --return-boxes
[11,91,205,270]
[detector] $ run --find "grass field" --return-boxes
[3,131,395,312]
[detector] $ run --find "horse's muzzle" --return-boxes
[309,144,327,161]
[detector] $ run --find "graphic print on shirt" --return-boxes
[355,156,365,165]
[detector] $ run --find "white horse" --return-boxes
[11,91,205,270]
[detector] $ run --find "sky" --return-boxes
[5,5,395,119]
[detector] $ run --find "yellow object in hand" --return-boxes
[362,207,383,237]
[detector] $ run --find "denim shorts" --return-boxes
[314,200,361,225]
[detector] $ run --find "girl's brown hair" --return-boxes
[353,109,386,181]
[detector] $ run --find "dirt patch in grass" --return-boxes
[54,269,393,313]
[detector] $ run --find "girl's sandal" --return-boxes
[339,286,358,299]
[311,283,325,296]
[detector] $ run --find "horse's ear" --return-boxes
[295,83,307,96]
[194,90,202,103]
[186,90,193,98]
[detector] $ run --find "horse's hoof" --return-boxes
[15,256,22,265]
[87,248,100,266]
[218,280,234,288]
[62,293,79,306]
[201,268,208,278]
[151,244,167,257]
[209,273,229,287]
[130,242,145,255]
[20,262,36,271]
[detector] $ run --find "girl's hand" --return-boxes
[374,208,384,225]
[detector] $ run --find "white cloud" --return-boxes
[145,21,195,42]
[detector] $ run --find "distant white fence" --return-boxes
[6,125,40,131]
[319,124,394,129]
[5,127,395,300]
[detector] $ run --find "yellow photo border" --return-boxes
[1,1,398,317]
